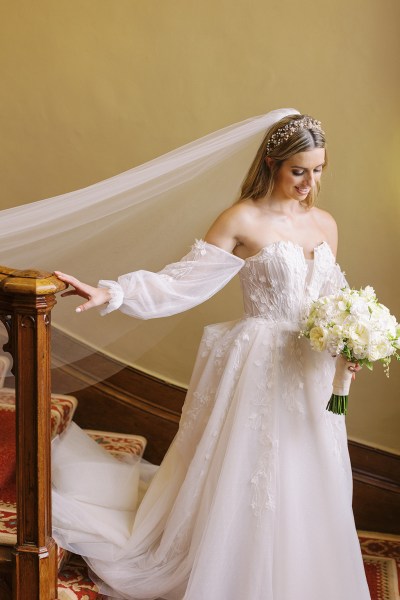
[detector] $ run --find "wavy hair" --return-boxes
[239,114,326,208]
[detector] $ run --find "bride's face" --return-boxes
[271,147,325,201]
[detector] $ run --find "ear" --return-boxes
[265,156,275,169]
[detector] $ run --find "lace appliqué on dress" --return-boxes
[250,433,279,518]
[247,338,279,518]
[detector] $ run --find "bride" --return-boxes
[52,111,370,599]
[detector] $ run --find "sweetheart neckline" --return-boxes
[243,240,333,262]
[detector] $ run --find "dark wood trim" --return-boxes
[49,327,400,532]
[349,441,400,534]
[0,268,66,600]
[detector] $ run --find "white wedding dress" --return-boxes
[51,240,371,600]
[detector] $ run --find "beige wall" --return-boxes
[1,0,399,452]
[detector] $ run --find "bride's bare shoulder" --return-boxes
[204,200,257,251]
[311,206,337,229]
[219,199,259,223]
[310,207,338,253]
[210,201,259,230]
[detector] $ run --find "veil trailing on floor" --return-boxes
[0,108,298,389]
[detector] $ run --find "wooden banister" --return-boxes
[0,267,66,600]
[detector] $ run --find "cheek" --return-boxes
[279,171,296,186]
[288,175,300,186]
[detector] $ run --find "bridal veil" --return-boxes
[0,108,298,387]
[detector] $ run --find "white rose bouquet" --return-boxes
[301,286,400,415]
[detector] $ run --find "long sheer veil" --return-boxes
[0,108,298,389]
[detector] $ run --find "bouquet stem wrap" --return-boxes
[328,355,353,415]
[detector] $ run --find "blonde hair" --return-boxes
[239,114,326,209]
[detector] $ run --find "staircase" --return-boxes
[0,266,149,599]
[0,385,147,599]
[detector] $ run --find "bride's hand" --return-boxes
[54,271,111,313]
[346,360,362,380]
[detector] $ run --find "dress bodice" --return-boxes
[239,240,337,323]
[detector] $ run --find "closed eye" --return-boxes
[292,167,323,176]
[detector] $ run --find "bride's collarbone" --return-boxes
[235,212,328,260]
[235,235,325,261]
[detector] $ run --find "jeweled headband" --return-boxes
[266,116,324,155]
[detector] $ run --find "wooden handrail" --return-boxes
[0,267,66,600]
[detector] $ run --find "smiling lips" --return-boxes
[295,186,311,195]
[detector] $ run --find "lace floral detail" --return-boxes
[247,341,278,518]
[176,387,216,446]
[239,240,338,325]
[176,324,247,447]
[159,261,195,281]
[250,434,279,518]
[162,240,210,280]
[240,243,307,322]
[192,238,208,257]
[306,242,336,301]
[319,262,349,297]
[279,333,306,415]
[158,240,207,281]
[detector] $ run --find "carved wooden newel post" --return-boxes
[0,267,66,600]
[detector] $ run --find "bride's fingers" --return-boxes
[55,272,111,312]
[60,289,80,298]
[347,362,362,373]
[55,271,94,298]
[54,271,81,286]
[75,298,101,313]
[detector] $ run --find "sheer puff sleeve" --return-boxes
[98,240,245,319]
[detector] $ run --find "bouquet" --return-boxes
[301,286,400,415]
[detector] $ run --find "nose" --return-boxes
[304,171,314,187]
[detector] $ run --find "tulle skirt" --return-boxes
[52,318,371,599]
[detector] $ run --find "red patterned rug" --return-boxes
[58,565,101,600]
[0,390,78,506]
[360,532,400,600]
[0,410,15,504]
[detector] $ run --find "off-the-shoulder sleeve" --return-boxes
[98,240,245,319]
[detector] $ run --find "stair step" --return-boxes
[0,413,147,597]
[0,391,78,546]
[56,430,147,597]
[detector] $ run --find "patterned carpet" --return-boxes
[360,532,400,600]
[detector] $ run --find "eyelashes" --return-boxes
[292,169,322,176]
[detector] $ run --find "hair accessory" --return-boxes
[266,116,324,155]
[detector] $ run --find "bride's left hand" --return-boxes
[347,361,362,380]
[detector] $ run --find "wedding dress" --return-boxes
[51,239,371,600]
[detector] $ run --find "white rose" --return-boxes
[367,338,393,361]
[309,326,328,352]
[349,297,370,318]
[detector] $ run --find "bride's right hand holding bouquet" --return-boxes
[302,286,400,415]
